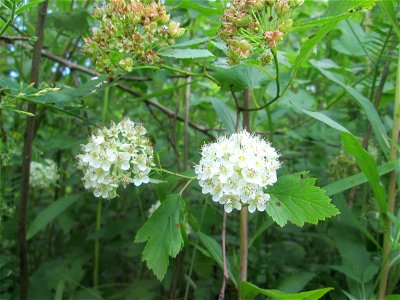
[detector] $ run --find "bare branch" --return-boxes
[0,36,214,138]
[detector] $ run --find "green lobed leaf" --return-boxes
[27,194,81,240]
[135,194,185,281]
[213,64,270,91]
[158,48,215,59]
[266,173,339,227]
[240,281,333,300]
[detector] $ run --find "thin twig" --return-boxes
[18,2,49,300]
[219,211,229,300]
[367,28,392,103]
[241,51,281,112]
[170,252,184,300]
[183,76,191,170]
[231,87,242,132]
[0,36,214,138]
[362,61,391,149]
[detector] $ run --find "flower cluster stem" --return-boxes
[152,167,196,179]
[239,89,251,298]
[219,211,229,300]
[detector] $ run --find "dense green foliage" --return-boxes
[0,0,399,299]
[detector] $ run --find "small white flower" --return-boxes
[77,118,154,199]
[30,159,59,189]
[195,130,280,213]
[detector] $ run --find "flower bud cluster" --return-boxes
[195,131,280,213]
[327,152,357,182]
[77,118,154,199]
[220,0,303,65]
[82,0,185,74]
[30,159,59,189]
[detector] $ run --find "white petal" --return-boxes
[234,201,241,210]
[257,202,266,211]
[141,175,149,184]
[138,164,147,171]
[224,204,233,213]
[101,162,111,171]
[101,190,109,198]
[248,204,256,213]
[133,178,142,186]
[91,160,101,168]
[81,155,90,163]
[212,194,220,202]
[120,161,130,170]
[93,189,101,197]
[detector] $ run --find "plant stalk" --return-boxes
[378,46,400,300]
[18,2,48,299]
[219,211,228,300]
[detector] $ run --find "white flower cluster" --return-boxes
[195,131,280,213]
[30,159,59,189]
[77,118,154,199]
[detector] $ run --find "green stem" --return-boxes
[152,167,196,179]
[241,50,280,112]
[162,64,219,85]
[272,50,280,96]
[102,87,110,121]
[0,0,16,36]
[179,179,194,196]
[93,197,102,287]
[378,46,400,300]
[162,65,201,76]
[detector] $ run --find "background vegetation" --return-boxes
[0,0,399,299]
